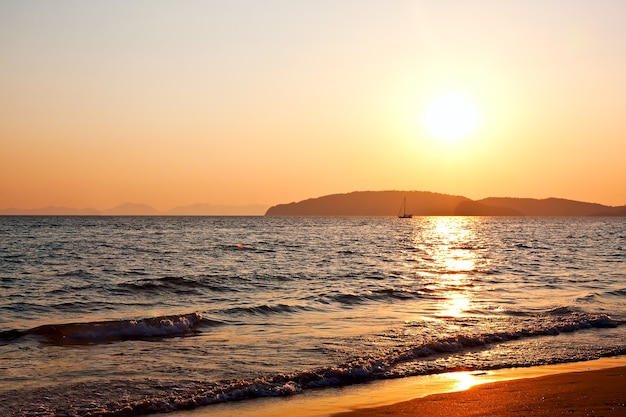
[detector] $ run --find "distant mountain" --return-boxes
[0,206,100,215]
[2,194,623,216]
[0,203,269,216]
[104,203,160,216]
[453,200,523,216]
[165,203,269,216]
[265,191,626,216]
[265,191,469,216]
[595,206,626,216]
[104,202,268,215]
[472,197,618,216]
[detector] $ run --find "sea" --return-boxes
[1,216,625,416]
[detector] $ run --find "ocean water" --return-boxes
[1,216,625,416]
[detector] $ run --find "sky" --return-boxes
[2,0,626,211]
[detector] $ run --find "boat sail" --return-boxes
[398,197,412,218]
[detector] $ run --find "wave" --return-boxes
[547,306,583,315]
[575,292,601,303]
[118,276,205,294]
[4,313,624,417]
[607,288,626,297]
[328,287,442,306]
[0,312,215,345]
[55,269,97,279]
[223,303,313,316]
[185,313,622,397]
[117,276,241,295]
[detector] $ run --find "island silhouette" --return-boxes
[2,191,624,216]
[265,191,626,217]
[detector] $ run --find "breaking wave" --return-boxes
[0,312,214,345]
[2,313,623,416]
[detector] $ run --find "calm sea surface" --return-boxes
[1,216,625,416]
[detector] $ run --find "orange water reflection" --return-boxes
[412,217,486,318]
[446,371,490,391]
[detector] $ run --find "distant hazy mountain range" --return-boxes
[0,202,269,216]
[3,191,625,216]
[265,191,626,216]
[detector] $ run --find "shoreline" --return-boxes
[334,364,626,417]
[171,356,626,417]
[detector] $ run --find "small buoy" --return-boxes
[237,244,244,250]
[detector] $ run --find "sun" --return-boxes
[422,91,481,142]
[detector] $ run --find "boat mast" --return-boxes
[398,197,412,218]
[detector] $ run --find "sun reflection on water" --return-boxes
[439,292,471,318]
[446,371,492,391]
[412,217,487,318]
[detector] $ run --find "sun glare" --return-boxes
[422,92,481,142]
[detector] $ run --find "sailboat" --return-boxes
[398,197,412,218]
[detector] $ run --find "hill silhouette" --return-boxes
[164,203,268,216]
[2,194,623,216]
[0,203,269,216]
[266,191,469,216]
[471,197,614,216]
[265,191,626,216]
[0,206,101,215]
[104,203,160,216]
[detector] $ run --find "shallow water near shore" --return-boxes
[172,356,626,417]
[1,216,625,416]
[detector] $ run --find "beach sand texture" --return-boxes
[333,366,626,417]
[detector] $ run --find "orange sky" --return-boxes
[2,1,626,211]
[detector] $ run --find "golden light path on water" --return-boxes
[411,217,486,319]
[185,217,494,378]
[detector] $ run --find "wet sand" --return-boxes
[174,357,626,417]
[333,366,626,417]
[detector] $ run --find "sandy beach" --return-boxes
[334,365,626,417]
